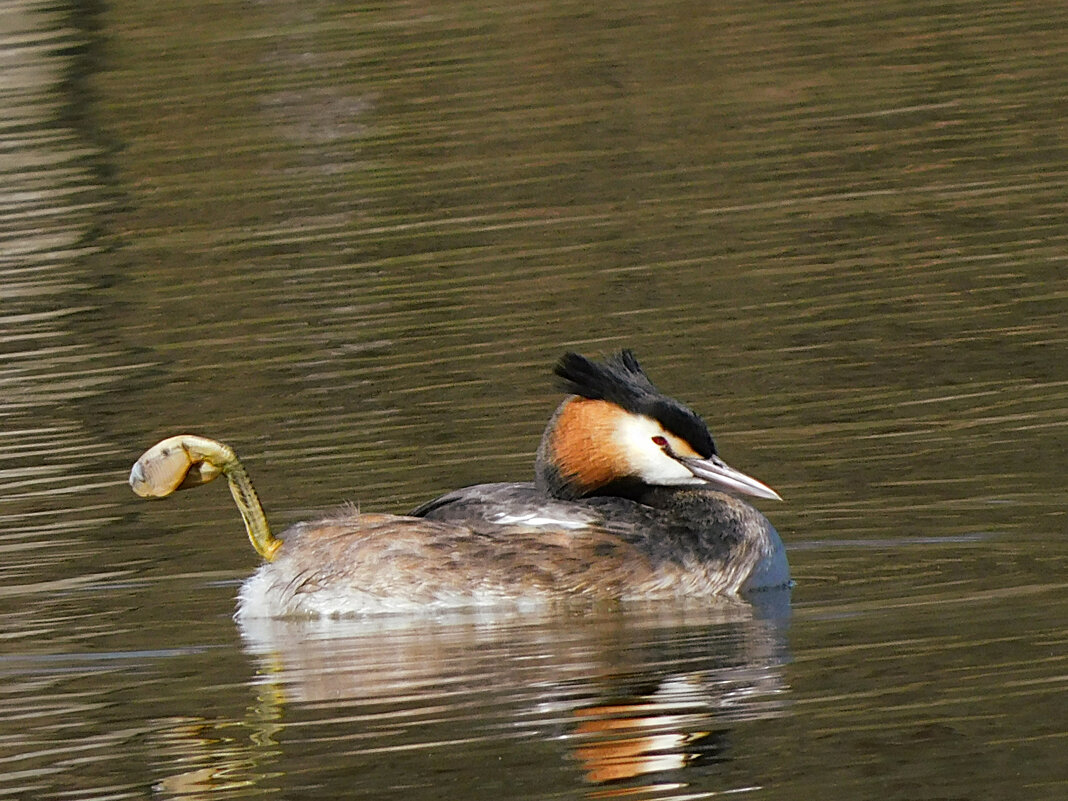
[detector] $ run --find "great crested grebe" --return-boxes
[129,351,788,618]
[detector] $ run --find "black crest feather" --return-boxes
[553,350,716,457]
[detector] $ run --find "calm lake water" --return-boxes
[1,0,1065,798]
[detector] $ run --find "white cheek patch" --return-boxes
[613,415,703,486]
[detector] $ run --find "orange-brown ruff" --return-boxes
[130,351,789,618]
[541,399,628,494]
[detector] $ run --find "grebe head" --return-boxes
[535,350,781,502]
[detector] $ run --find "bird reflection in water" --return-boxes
[225,602,790,800]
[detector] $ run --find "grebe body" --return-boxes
[236,494,783,618]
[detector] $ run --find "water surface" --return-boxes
[0,1,1065,799]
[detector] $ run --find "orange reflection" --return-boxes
[572,701,716,788]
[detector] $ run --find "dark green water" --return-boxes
[0,1,1064,798]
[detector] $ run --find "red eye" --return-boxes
[651,435,669,448]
